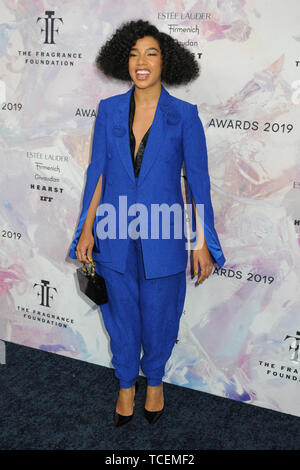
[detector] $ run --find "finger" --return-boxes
[196,268,205,284]
[82,252,90,264]
[206,264,213,277]
[202,266,212,277]
[193,262,198,278]
[196,267,210,284]
[87,246,93,263]
[77,247,89,264]
[202,264,213,274]
[76,249,82,262]
[193,253,200,275]
[195,276,205,285]
[196,265,213,285]
[193,261,200,279]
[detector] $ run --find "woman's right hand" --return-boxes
[76,230,94,264]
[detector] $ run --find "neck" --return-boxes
[133,82,162,108]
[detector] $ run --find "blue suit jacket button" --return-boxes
[166,111,180,125]
[108,178,113,185]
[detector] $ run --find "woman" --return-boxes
[68,19,226,427]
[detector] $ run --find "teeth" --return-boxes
[136,70,150,74]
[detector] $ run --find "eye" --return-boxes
[129,53,158,56]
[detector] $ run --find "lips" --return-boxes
[135,69,151,80]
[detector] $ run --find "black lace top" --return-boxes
[129,90,152,178]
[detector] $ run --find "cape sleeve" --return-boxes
[182,104,226,268]
[68,99,107,260]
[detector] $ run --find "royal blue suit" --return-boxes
[68,83,226,278]
[68,84,226,388]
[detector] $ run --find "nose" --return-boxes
[136,53,148,65]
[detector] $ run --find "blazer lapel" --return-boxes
[112,83,176,187]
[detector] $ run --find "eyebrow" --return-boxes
[130,47,159,52]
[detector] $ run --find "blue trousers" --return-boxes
[95,236,187,389]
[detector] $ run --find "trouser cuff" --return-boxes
[147,378,163,386]
[119,378,137,388]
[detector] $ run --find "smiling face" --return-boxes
[128,36,163,89]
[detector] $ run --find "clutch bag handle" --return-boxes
[80,258,96,277]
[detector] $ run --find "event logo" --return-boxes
[284,331,300,363]
[37,11,63,44]
[33,280,57,307]
[18,10,81,65]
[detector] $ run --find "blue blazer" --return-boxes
[68,84,226,279]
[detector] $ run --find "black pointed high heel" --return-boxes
[114,381,139,427]
[144,384,165,424]
[144,405,164,424]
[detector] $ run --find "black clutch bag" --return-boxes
[76,259,108,305]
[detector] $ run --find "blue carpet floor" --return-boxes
[0,341,299,450]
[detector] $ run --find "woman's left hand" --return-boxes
[193,244,214,286]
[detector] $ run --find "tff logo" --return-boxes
[284,331,300,363]
[37,11,63,44]
[33,280,57,308]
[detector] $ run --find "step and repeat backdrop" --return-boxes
[1,0,299,418]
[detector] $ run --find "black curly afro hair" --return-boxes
[95,19,200,86]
